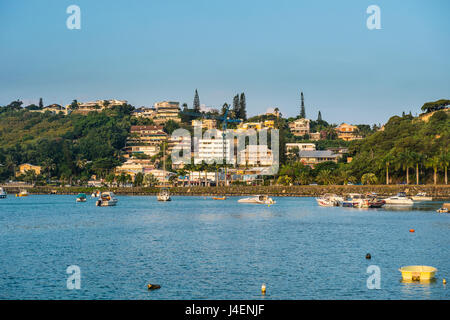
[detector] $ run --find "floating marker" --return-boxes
[443,278,447,284]
[261,283,266,294]
[409,229,415,233]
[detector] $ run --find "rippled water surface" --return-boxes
[0,195,449,299]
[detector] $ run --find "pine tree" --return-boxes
[300,92,305,118]
[239,92,247,120]
[39,98,43,109]
[317,111,322,121]
[221,103,229,117]
[232,94,240,119]
[193,89,200,113]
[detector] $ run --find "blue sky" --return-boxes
[0,0,449,125]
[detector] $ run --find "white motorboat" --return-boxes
[316,194,343,207]
[341,193,366,208]
[0,187,6,199]
[95,192,118,207]
[238,195,275,205]
[411,192,433,201]
[157,188,171,202]
[383,192,414,206]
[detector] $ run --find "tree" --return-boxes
[70,100,79,110]
[439,149,449,185]
[232,94,240,119]
[144,173,158,187]
[399,150,415,185]
[300,92,305,118]
[411,152,423,185]
[134,172,144,187]
[193,89,200,113]
[39,98,43,109]
[239,93,247,121]
[106,173,116,186]
[316,169,334,185]
[421,99,450,113]
[378,152,394,185]
[425,155,440,185]
[361,173,378,185]
[317,111,322,122]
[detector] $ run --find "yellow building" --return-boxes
[264,120,275,129]
[191,119,217,130]
[335,123,362,141]
[17,163,42,176]
[288,118,310,136]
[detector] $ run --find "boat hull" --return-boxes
[399,266,437,281]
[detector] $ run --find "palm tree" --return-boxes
[361,173,378,185]
[411,152,423,185]
[41,158,56,182]
[400,150,415,185]
[295,171,311,185]
[439,149,449,185]
[380,153,395,185]
[144,173,158,187]
[425,155,440,185]
[316,169,334,185]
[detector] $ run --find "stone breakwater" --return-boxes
[2,185,450,199]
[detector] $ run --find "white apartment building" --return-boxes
[195,138,234,164]
[238,145,273,166]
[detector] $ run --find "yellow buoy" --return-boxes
[443,278,447,284]
[261,283,266,294]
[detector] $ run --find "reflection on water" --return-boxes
[0,195,449,300]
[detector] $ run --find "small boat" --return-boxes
[95,192,118,207]
[399,265,437,281]
[342,193,366,208]
[16,190,29,197]
[411,192,433,201]
[383,192,413,206]
[91,190,101,198]
[316,194,343,207]
[361,193,385,208]
[76,193,87,202]
[157,188,171,202]
[212,196,226,200]
[0,187,6,199]
[436,207,448,213]
[238,195,275,205]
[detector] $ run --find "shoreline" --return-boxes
[2,185,450,199]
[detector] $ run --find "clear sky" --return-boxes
[0,0,449,125]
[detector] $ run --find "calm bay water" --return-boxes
[0,195,449,300]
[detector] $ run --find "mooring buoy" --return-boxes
[147,284,161,290]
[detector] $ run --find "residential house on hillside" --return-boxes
[125,125,167,157]
[288,118,310,136]
[298,150,339,168]
[286,143,316,154]
[29,104,70,115]
[152,101,181,124]
[16,163,42,176]
[73,99,127,114]
[132,107,156,118]
[335,123,362,141]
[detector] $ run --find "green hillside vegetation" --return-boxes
[0,103,146,183]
